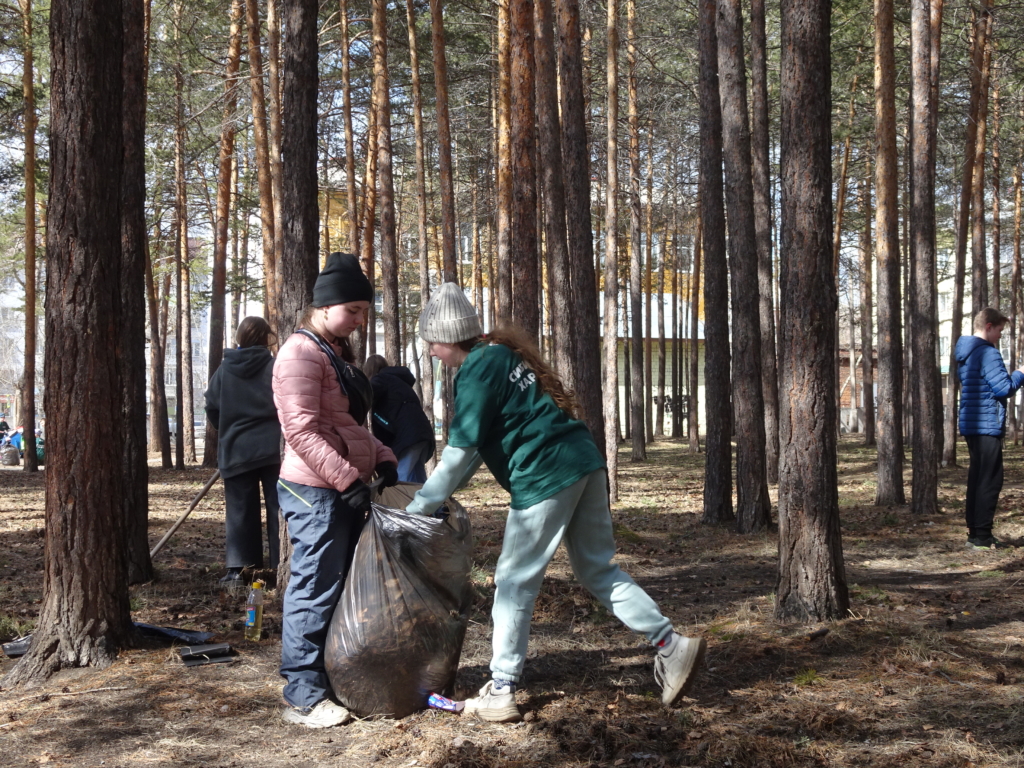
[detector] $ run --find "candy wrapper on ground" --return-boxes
[325,482,474,718]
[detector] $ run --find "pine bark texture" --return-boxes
[750,0,779,484]
[971,8,993,317]
[430,0,458,283]
[909,0,941,517]
[122,0,152,584]
[5,0,136,684]
[372,0,400,361]
[717,0,770,532]
[775,0,848,622]
[495,0,513,319]
[204,0,243,468]
[626,0,645,461]
[698,0,732,524]
[20,0,37,474]
[510,0,539,340]
[873,0,904,504]
[555,0,604,456]
[860,174,876,446]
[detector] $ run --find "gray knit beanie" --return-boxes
[419,282,483,343]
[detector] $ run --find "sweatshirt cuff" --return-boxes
[406,445,481,516]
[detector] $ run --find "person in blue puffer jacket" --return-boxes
[955,307,1024,550]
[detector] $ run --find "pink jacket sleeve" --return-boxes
[274,342,362,492]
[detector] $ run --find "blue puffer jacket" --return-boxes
[956,335,1024,437]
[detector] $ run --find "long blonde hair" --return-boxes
[459,323,580,418]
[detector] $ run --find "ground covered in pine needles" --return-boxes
[1,436,1023,767]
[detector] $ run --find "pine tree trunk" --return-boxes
[509,0,539,339]
[860,173,876,446]
[1010,151,1022,443]
[699,0,732,524]
[656,218,666,437]
[750,0,778,484]
[874,0,905,504]
[341,0,359,255]
[626,0,645,461]
[495,0,513,319]
[644,134,655,442]
[20,0,37,474]
[204,0,243,468]
[535,0,573,384]
[555,0,604,456]
[775,0,848,622]
[971,10,993,316]
[267,0,285,312]
[991,75,1000,309]
[717,0,769,532]
[122,0,153,584]
[406,0,434,435]
[146,227,172,467]
[356,99,378,362]
[689,207,702,452]
[603,0,620,500]
[372,0,400,361]
[245,0,277,327]
[4,0,135,685]
[430,0,458,283]
[909,0,941,517]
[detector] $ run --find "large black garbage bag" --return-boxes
[325,486,473,718]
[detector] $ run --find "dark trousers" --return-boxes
[965,434,1003,537]
[277,479,366,709]
[223,463,281,570]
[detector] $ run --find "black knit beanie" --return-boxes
[312,252,373,307]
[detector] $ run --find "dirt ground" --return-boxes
[1,436,1023,767]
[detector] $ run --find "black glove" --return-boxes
[375,461,399,489]
[339,479,372,513]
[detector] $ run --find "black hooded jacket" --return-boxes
[369,366,436,459]
[204,346,281,478]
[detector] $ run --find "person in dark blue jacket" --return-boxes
[362,355,436,483]
[955,307,1024,550]
[205,316,282,584]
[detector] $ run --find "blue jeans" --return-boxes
[396,441,433,484]
[277,479,365,709]
[490,469,673,682]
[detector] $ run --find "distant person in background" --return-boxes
[955,307,1024,550]
[205,316,282,585]
[362,355,436,484]
[0,414,9,433]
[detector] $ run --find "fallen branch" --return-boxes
[14,685,131,703]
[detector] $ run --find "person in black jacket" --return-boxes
[205,317,282,584]
[363,355,436,483]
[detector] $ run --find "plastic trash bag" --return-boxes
[325,483,473,718]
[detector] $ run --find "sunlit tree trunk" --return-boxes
[340,0,358,255]
[372,0,400,361]
[991,71,1000,309]
[406,0,433,434]
[267,0,285,310]
[430,0,458,283]
[689,203,702,452]
[245,0,277,327]
[495,0,512,319]
[3,0,136,685]
[204,0,243,468]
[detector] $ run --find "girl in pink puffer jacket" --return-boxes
[273,252,398,730]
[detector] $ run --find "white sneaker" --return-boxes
[463,680,522,723]
[281,698,352,728]
[654,634,706,706]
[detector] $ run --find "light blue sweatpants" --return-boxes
[490,468,673,682]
